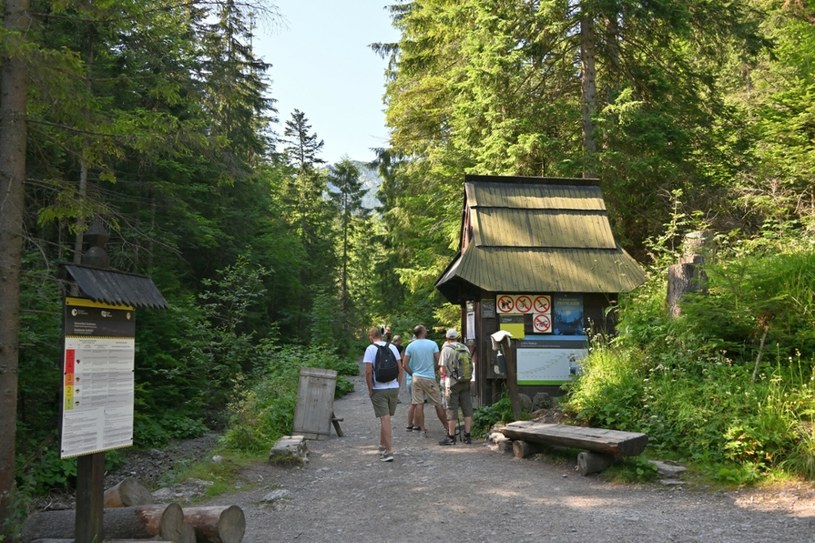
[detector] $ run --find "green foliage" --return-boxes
[565,232,815,483]
[221,343,357,453]
[678,248,815,363]
[472,395,518,438]
[604,456,660,484]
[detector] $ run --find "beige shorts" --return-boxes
[411,376,442,406]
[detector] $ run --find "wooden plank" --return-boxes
[293,368,337,438]
[501,421,648,456]
[330,411,344,437]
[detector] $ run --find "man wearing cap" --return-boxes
[438,328,474,445]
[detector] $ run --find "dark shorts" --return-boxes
[444,380,473,417]
[371,388,399,418]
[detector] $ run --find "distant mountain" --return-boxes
[324,160,383,211]
[357,162,383,211]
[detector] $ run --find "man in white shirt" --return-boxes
[363,326,403,462]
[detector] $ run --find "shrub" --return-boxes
[472,395,518,437]
[221,343,357,453]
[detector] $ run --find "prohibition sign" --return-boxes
[497,295,515,313]
[516,295,532,313]
[533,295,551,313]
[533,313,552,333]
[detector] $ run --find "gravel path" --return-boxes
[202,372,815,543]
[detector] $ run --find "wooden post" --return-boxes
[501,338,522,419]
[577,451,615,475]
[75,452,105,543]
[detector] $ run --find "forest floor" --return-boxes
[100,370,815,542]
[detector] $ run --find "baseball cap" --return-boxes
[445,328,459,339]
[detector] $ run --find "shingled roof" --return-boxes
[435,175,646,303]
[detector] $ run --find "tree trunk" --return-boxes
[0,0,30,534]
[580,9,598,178]
[22,503,184,542]
[103,478,154,508]
[182,505,245,543]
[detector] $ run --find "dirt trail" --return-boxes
[207,372,815,543]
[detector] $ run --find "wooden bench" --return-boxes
[499,421,648,475]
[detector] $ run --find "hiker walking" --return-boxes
[438,328,474,445]
[363,326,403,462]
[402,324,448,437]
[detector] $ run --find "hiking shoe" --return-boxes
[438,434,456,446]
[405,425,414,432]
[463,433,472,445]
[380,452,394,462]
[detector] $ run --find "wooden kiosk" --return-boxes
[435,175,646,407]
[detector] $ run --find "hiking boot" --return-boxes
[438,434,456,446]
[380,452,394,462]
[463,433,472,445]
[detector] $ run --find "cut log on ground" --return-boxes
[178,521,197,543]
[577,451,616,476]
[22,503,184,542]
[103,477,154,508]
[182,505,246,543]
[511,440,547,459]
[500,421,648,457]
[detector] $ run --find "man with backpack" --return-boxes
[363,326,403,462]
[438,329,474,446]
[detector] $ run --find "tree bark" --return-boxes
[103,478,154,508]
[22,503,184,542]
[577,451,615,476]
[182,505,245,543]
[0,0,30,535]
[580,8,598,178]
[512,440,546,459]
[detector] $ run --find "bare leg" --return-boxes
[434,404,448,432]
[413,402,426,431]
[406,403,415,428]
[380,415,393,452]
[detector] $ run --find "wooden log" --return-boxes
[104,477,154,508]
[23,503,184,542]
[182,505,246,543]
[501,421,648,457]
[511,440,545,459]
[178,521,197,543]
[577,451,615,476]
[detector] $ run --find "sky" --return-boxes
[253,1,400,165]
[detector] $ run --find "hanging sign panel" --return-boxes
[61,297,136,459]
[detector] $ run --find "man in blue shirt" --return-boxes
[402,325,448,437]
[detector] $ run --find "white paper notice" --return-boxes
[62,297,136,458]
